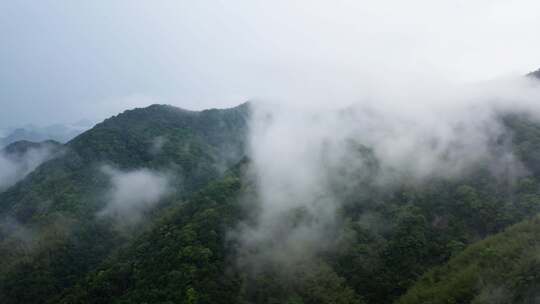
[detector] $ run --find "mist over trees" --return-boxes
[1,73,540,303]
[1,2,540,302]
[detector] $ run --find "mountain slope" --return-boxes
[0,103,249,303]
[57,162,364,304]
[0,103,249,219]
[397,215,540,304]
[52,112,540,304]
[3,101,540,304]
[59,172,246,304]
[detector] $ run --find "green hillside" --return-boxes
[2,102,540,304]
[49,113,540,304]
[0,103,249,303]
[58,170,247,304]
[397,215,540,304]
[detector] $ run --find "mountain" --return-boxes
[0,103,249,217]
[2,97,540,304]
[47,110,540,304]
[0,103,249,303]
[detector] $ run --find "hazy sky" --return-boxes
[1,0,540,128]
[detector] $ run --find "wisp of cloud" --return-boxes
[0,143,59,191]
[98,166,172,225]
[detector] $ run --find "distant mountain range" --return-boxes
[0,120,93,148]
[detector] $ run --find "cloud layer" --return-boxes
[234,75,540,270]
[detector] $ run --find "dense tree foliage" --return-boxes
[57,175,245,304]
[397,215,540,304]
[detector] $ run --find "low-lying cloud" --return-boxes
[233,74,540,271]
[98,166,172,225]
[0,143,59,191]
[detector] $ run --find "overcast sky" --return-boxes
[1,0,539,128]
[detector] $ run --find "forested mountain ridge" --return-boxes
[0,103,249,218]
[46,109,540,304]
[2,96,540,303]
[0,103,249,303]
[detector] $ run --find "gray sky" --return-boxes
[1,0,540,128]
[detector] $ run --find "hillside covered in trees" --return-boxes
[1,96,540,304]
